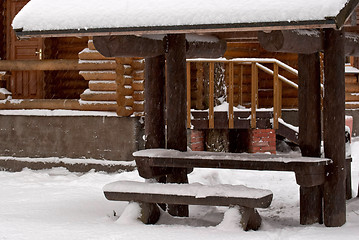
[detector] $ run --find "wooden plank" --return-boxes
[323,29,346,227]
[251,62,258,128]
[145,55,166,149]
[209,62,215,129]
[104,181,273,209]
[134,149,330,187]
[273,63,279,129]
[229,62,234,128]
[239,65,244,105]
[196,62,204,109]
[187,62,191,129]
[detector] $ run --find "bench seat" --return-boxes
[103,180,273,230]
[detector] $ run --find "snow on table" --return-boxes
[12,0,349,32]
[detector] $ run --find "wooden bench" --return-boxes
[133,149,332,188]
[103,180,273,230]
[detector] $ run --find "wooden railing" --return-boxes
[186,58,299,130]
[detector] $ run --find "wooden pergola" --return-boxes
[13,0,359,227]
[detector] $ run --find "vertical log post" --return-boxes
[323,29,346,227]
[166,34,189,217]
[144,55,166,212]
[145,55,166,149]
[298,53,322,225]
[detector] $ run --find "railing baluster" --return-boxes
[251,62,258,129]
[187,62,191,129]
[209,62,215,129]
[240,65,244,106]
[273,63,280,129]
[229,62,234,129]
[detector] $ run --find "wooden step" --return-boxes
[277,120,299,145]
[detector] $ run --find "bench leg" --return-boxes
[222,207,262,231]
[300,186,323,225]
[139,202,161,224]
[238,207,262,231]
[167,168,189,217]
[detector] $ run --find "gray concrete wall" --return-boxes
[0,115,144,161]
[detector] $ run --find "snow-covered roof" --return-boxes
[12,0,358,38]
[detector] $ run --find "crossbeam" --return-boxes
[93,34,226,58]
[258,30,359,56]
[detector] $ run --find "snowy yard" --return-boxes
[0,140,359,239]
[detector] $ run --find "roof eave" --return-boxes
[14,19,337,39]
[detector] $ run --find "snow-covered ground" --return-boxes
[0,140,359,239]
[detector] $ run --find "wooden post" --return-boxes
[145,55,166,149]
[251,63,258,129]
[228,62,234,129]
[323,29,346,227]
[187,62,192,129]
[196,62,204,109]
[298,53,322,225]
[239,65,244,106]
[273,63,279,129]
[165,34,189,217]
[209,62,215,129]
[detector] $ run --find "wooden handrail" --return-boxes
[0,59,115,71]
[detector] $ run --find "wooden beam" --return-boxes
[323,29,346,227]
[93,35,226,58]
[259,30,359,56]
[298,53,322,225]
[145,55,166,149]
[0,59,110,71]
[165,34,189,217]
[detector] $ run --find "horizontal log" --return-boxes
[79,49,115,60]
[80,71,116,80]
[93,34,226,58]
[0,59,119,71]
[89,81,117,91]
[80,91,117,101]
[259,30,359,56]
[345,75,358,84]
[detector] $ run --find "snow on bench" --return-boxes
[103,180,273,230]
[133,149,332,187]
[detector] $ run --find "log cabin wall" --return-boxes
[43,37,88,99]
[0,1,6,61]
[79,38,145,115]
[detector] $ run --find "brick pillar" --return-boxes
[248,129,276,154]
[190,130,205,151]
